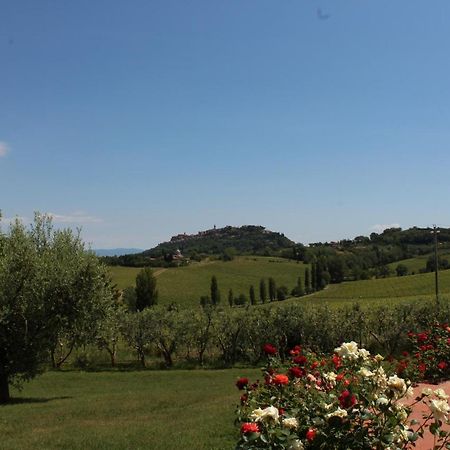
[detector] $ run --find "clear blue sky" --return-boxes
[1,1,450,248]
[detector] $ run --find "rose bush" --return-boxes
[235,342,450,449]
[396,323,450,383]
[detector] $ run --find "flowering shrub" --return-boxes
[235,342,450,449]
[396,323,450,383]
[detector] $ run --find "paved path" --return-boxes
[403,381,450,450]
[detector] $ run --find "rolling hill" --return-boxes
[109,256,308,308]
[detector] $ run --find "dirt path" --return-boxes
[152,268,167,277]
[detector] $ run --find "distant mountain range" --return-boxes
[93,248,143,257]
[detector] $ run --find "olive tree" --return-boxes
[0,214,114,402]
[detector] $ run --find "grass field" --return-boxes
[0,368,259,450]
[306,268,450,305]
[387,256,430,274]
[108,256,450,309]
[109,257,308,308]
[387,252,450,275]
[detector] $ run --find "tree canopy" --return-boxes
[0,214,115,403]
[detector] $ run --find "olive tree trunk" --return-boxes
[0,371,10,404]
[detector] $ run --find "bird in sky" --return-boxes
[317,8,331,20]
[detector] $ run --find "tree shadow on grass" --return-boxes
[58,363,149,373]
[1,396,72,406]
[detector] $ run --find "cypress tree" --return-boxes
[297,276,304,296]
[259,279,267,303]
[210,275,220,305]
[311,262,317,292]
[228,289,233,307]
[135,267,158,311]
[315,260,322,291]
[304,268,310,294]
[268,277,277,302]
[249,285,256,305]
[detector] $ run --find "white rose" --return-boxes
[429,399,450,421]
[326,407,348,419]
[374,354,384,362]
[358,348,371,360]
[376,396,389,406]
[282,417,299,430]
[324,372,337,385]
[358,367,374,377]
[434,388,449,400]
[334,341,359,360]
[251,405,279,422]
[422,388,433,397]
[288,439,304,450]
[396,407,409,423]
[405,386,415,399]
[374,367,388,390]
[387,375,407,395]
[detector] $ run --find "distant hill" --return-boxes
[101,225,450,277]
[101,225,295,267]
[143,225,295,258]
[93,248,143,257]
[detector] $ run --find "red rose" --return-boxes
[418,363,427,373]
[336,373,345,382]
[241,422,260,434]
[278,407,285,416]
[417,332,428,342]
[339,389,357,408]
[332,354,342,369]
[290,345,302,356]
[263,344,277,355]
[437,361,447,370]
[310,361,319,370]
[293,355,307,366]
[240,394,248,404]
[272,374,289,386]
[397,361,408,374]
[236,377,249,390]
[289,366,305,378]
[402,351,409,357]
[306,428,317,441]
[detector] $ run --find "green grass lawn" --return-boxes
[109,257,308,308]
[0,368,259,450]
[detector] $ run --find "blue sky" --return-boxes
[1,1,450,248]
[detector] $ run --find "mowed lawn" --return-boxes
[109,257,308,308]
[0,368,259,450]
